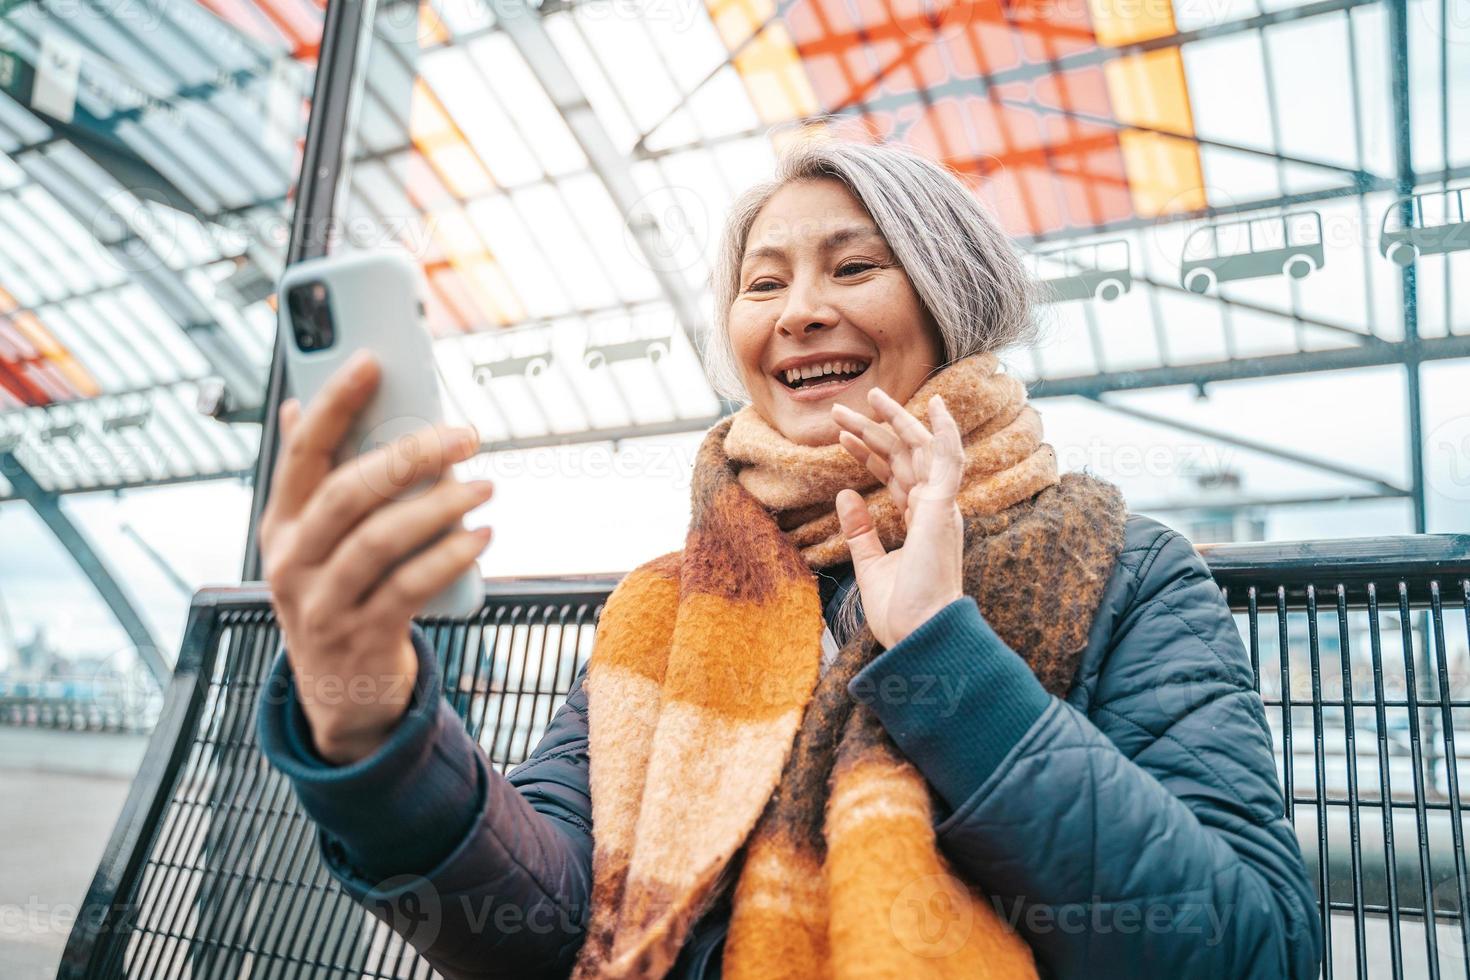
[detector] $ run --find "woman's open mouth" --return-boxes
[775,359,870,401]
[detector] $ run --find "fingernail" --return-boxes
[469,479,494,497]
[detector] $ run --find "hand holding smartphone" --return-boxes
[257,252,489,764]
[278,251,484,618]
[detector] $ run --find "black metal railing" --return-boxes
[0,675,162,734]
[56,534,1470,979]
[1202,533,1470,979]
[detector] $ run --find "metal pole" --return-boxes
[1386,0,1426,536]
[241,0,368,580]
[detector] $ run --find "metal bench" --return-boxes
[57,535,1470,979]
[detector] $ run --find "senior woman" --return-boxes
[255,139,1321,980]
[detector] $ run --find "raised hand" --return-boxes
[830,388,965,649]
[258,350,492,764]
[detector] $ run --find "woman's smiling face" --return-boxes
[728,177,946,446]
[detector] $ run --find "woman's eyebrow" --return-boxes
[741,225,885,266]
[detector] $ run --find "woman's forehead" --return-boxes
[742,223,885,264]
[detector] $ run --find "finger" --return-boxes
[836,488,886,572]
[888,476,909,522]
[837,400,921,497]
[326,477,495,606]
[838,420,913,505]
[839,430,900,493]
[836,429,871,465]
[270,352,381,517]
[829,411,870,464]
[361,525,491,623]
[868,387,934,451]
[278,398,301,444]
[292,422,481,566]
[833,406,904,470]
[886,441,919,495]
[259,399,305,556]
[925,395,964,498]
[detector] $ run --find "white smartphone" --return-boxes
[278,250,483,619]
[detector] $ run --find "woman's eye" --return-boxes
[746,280,779,292]
[836,261,877,277]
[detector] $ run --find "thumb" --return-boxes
[836,488,886,571]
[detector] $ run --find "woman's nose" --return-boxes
[774,280,839,338]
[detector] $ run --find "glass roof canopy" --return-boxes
[0,0,314,498]
[0,0,1466,498]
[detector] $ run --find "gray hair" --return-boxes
[702,136,1040,644]
[702,135,1040,404]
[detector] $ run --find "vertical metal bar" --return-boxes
[1335,585,1368,980]
[443,618,473,721]
[517,606,557,763]
[1427,580,1470,975]
[241,0,369,579]
[1439,0,1453,339]
[1398,581,1440,976]
[482,606,516,773]
[1307,584,1334,978]
[1280,586,1296,823]
[462,609,491,744]
[1387,0,1427,534]
[1368,582,1405,979]
[1247,586,1262,690]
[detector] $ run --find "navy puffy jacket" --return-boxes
[256,513,1322,979]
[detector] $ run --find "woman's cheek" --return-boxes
[728,316,765,378]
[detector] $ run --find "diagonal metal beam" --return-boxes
[1084,393,1409,496]
[0,450,169,689]
[493,0,738,413]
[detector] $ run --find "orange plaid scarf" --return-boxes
[570,354,1128,979]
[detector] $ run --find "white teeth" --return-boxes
[781,359,870,386]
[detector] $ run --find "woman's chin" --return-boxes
[762,375,874,445]
[768,407,841,447]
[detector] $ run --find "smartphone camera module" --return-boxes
[287,281,336,352]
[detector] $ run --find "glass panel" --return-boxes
[0,0,319,713]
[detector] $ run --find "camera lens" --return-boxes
[287,280,335,352]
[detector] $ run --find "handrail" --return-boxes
[1199,532,1470,605]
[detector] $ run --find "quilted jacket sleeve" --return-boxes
[851,522,1321,980]
[256,621,593,980]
